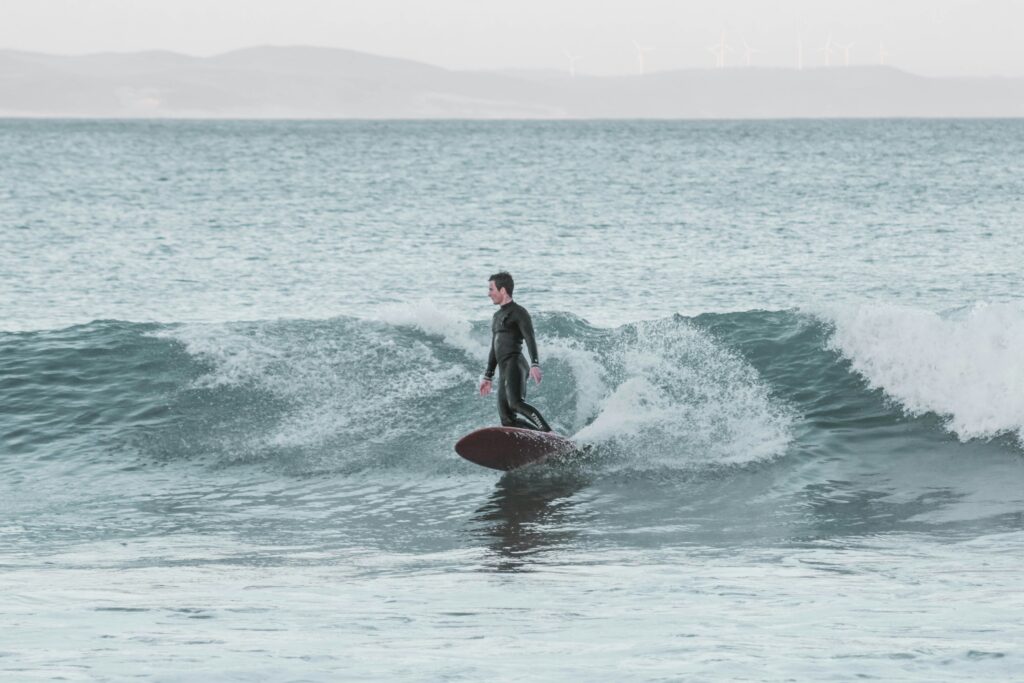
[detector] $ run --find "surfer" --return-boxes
[479,272,552,432]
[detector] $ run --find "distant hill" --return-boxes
[1,45,1022,119]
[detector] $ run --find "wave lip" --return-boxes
[825,302,1024,445]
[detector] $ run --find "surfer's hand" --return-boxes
[530,366,542,385]
[479,379,492,396]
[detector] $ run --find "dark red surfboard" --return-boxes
[455,427,577,471]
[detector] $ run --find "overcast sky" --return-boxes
[3,0,1022,77]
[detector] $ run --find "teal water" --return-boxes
[2,119,1022,329]
[2,120,1023,681]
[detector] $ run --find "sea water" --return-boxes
[1,119,1023,681]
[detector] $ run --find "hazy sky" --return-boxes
[3,0,1023,77]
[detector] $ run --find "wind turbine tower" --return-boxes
[740,35,761,67]
[707,31,733,69]
[836,42,855,66]
[820,33,835,67]
[633,41,655,75]
[563,49,583,78]
[878,42,890,66]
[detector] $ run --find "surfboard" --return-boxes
[455,427,577,471]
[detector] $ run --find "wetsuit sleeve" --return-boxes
[484,334,497,380]
[517,308,540,367]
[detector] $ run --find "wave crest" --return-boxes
[574,317,794,468]
[826,302,1024,445]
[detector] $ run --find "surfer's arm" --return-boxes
[517,309,540,368]
[517,309,543,384]
[484,337,497,380]
[480,335,497,395]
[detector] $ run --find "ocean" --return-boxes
[1,119,1023,681]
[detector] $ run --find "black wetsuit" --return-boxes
[483,301,552,432]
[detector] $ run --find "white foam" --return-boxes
[573,319,793,468]
[155,323,285,389]
[156,314,794,471]
[374,301,487,359]
[542,339,609,428]
[157,320,474,465]
[825,302,1024,445]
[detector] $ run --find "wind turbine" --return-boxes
[562,49,583,78]
[633,40,655,75]
[706,31,733,69]
[739,35,761,67]
[819,32,835,67]
[835,42,855,66]
[878,41,890,66]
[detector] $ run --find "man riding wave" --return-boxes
[478,271,552,432]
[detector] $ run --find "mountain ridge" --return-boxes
[2,45,1022,119]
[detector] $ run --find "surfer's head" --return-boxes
[488,271,514,305]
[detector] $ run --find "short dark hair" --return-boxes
[488,271,514,296]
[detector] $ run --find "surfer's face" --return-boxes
[488,280,505,305]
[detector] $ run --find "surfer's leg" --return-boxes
[498,362,541,429]
[496,371,517,427]
[505,356,552,432]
